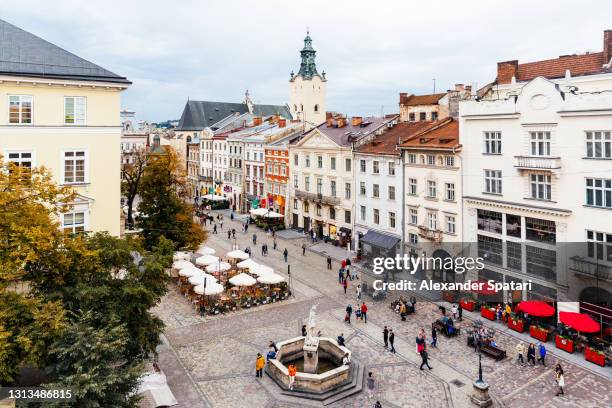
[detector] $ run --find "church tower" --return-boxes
[289,31,326,129]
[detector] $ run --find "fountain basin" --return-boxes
[267,336,351,393]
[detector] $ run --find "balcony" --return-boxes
[514,156,561,175]
[417,225,443,242]
[569,256,612,282]
[294,190,341,205]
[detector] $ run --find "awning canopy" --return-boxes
[360,230,399,250]
[517,301,555,317]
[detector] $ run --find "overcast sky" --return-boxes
[2,0,611,122]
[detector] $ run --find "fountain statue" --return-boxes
[303,304,320,373]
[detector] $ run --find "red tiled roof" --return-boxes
[400,93,446,106]
[399,118,460,150]
[517,52,605,82]
[356,121,436,156]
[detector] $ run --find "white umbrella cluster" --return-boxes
[257,273,285,284]
[194,282,225,295]
[236,258,259,269]
[227,249,249,260]
[188,272,218,286]
[195,255,219,266]
[229,273,257,287]
[173,251,191,261]
[250,264,274,276]
[178,266,201,277]
[172,260,193,270]
[206,262,232,273]
[196,245,215,255]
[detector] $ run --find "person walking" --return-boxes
[383,326,389,349]
[538,342,547,366]
[283,248,288,262]
[220,219,224,230]
[232,228,236,239]
[301,325,307,336]
[516,342,526,364]
[255,353,265,378]
[361,302,368,323]
[253,233,257,245]
[366,372,375,399]
[419,347,432,370]
[327,256,332,270]
[345,304,353,324]
[337,333,345,346]
[527,343,536,366]
[302,243,306,256]
[399,302,407,321]
[373,401,382,408]
[356,284,362,300]
[342,278,348,294]
[458,303,463,321]
[451,304,458,320]
[338,268,344,284]
[389,329,396,353]
[288,364,297,390]
[228,230,231,240]
[555,365,565,396]
[213,224,218,234]
[261,244,266,256]
[431,325,438,348]
[273,237,277,250]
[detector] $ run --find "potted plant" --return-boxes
[529,324,550,342]
[585,346,605,367]
[480,305,496,321]
[460,297,476,312]
[507,313,525,333]
[555,334,574,353]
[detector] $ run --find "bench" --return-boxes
[432,320,461,337]
[480,343,506,361]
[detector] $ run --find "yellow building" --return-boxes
[0,19,130,236]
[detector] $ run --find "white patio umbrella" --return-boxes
[178,266,202,277]
[249,208,268,216]
[194,282,225,296]
[262,211,283,218]
[172,260,193,270]
[236,258,259,269]
[196,245,216,255]
[173,251,191,261]
[257,273,286,284]
[229,273,257,287]
[188,273,218,286]
[195,255,219,266]
[227,249,249,260]
[251,264,274,276]
[205,262,232,273]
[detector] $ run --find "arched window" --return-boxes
[314,104,319,113]
[294,104,298,112]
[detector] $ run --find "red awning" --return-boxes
[516,301,555,317]
[559,312,601,333]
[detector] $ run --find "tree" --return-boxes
[121,149,149,230]
[46,311,142,408]
[137,147,205,250]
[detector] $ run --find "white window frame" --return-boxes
[446,215,456,234]
[330,156,336,170]
[409,233,418,244]
[360,205,366,221]
[445,156,455,167]
[530,131,551,156]
[61,209,87,234]
[373,208,380,224]
[389,211,396,229]
[373,161,380,174]
[388,185,395,200]
[427,180,437,198]
[586,131,611,159]
[360,159,366,173]
[409,208,418,225]
[408,178,417,195]
[61,149,88,184]
[484,131,502,154]
[484,170,502,194]
[388,161,395,175]
[64,96,87,125]
[5,149,36,169]
[445,182,455,201]
[8,94,33,125]
[427,212,438,230]
[373,184,380,198]
[360,181,366,196]
[407,153,417,164]
[586,178,612,209]
[530,173,552,200]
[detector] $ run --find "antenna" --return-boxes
[432,78,436,94]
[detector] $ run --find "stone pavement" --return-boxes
[151,210,612,408]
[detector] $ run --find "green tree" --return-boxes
[121,148,148,230]
[137,147,205,250]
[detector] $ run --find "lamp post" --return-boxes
[470,340,492,407]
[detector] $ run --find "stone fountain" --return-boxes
[266,305,364,404]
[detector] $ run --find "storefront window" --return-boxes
[525,217,556,244]
[506,214,521,238]
[478,235,502,265]
[477,209,502,234]
[526,245,557,282]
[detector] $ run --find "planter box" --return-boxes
[460,300,475,312]
[555,335,574,353]
[585,347,605,367]
[481,306,496,321]
[507,316,525,333]
[529,325,549,342]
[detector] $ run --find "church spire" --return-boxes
[293,30,323,81]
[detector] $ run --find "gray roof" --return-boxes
[0,19,130,84]
[176,100,291,131]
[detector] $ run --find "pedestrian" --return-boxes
[337,333,345,346]
[458,303,463,320]
[419,348,432,370]
[283,248,288,262]
[338,268,343,284]
[341,259,347,269]
[351,267,358,281]
[416,330,426,354]
[374,401,382,408]
[269,340,278,353]
[431,325,438,348]
[516,342,525,364]
[361,302,368,323]
[383,326,389,348]
[356,284,362,299]
[555,365,565,396]
[232,228,236,239]
[220,220,224,230]
[288,364,297,390]
[342,352,351,366]
[213,224,218,234]
[451,304,458,320]
[389,329,396,353]
[230,211,234,221]
[366,371,375,398]
[253,233,257,245]
[399,302,407,321]
[538,342,547,366]
[527,343,536,366]
[342,278,348,294]
[327,256,332,270]
[255,353,265,378]
[302,243,306,256]
[261,244,265,256]
[345,304,353,324]
[272,227,276,238]
[228,230,231,240]
[273,238,277,250]
[245,223,249,232]
[301,324,307,336]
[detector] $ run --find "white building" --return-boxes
[460,32,612,309]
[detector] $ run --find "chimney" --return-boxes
[326,118,335,127]
[454,84,464,92]
[604,30,612,64]
[351,116,363,126]
[497,60,519,84]
[399,92,408,104]
[337,117,346,128]
[465,85,472,93]
[278,118,286,128]
[253,116,263,126]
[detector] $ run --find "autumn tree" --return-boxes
[137,146,205,250]
[121,148,149,230]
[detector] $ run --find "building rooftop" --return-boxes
[399,118,460,150]
[300,116,393,147]
[356,121,436,156]
[0,19,130,84]
[399,93,446,106]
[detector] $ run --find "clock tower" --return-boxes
[289,31,326,129]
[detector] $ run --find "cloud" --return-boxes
[2,0,610,121]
